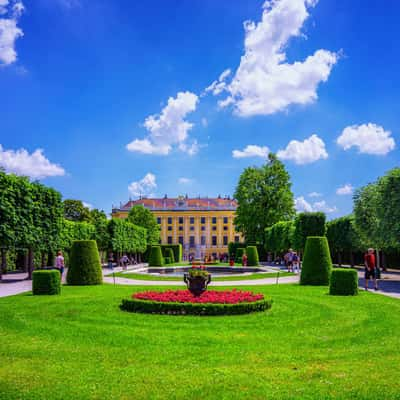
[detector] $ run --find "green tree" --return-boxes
[293,212,326,252]
[63,199,91,222]
[234,153,295,243]
[127,205,160,245]
[89,209,110,251]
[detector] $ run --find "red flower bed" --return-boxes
[132,289,264,304]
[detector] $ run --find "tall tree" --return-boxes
[234,153,295,243]
[63,199,91,222]
[89,209,110,251]
[127,205,160,245]
[293,212,326,252]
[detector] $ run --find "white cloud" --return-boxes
[277,134,328,164]
[126,91,199,156]
[295,196,337,213]
[178,177,192,184]
[0,144,65,179]
[128,173,157,197]
[308,191,322,198]
[211,0,338,117]
[232,144,270,159]
[204,68,231,96]
[336,123,395,155]
[336,184,353,195]
[0,1,24,66]
[201,117,208,127]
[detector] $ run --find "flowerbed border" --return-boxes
[120,297,272,316]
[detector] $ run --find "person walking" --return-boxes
[242,253,248,267]
[56,251,65,280]
[365,248,378,291]
[292,252,300,274]
[285,249,294,272]
[108,253,114,270]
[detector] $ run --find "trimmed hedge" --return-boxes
[66,240,103,285]
[246,246,259,266]
[330,268,358,296]
[148,245,164,267]
[32,270,61,295]
[235,248,245,264]
[164,257,171,265]
[300,236,332,286]
[120,298,272,316]
[165,248,175,264]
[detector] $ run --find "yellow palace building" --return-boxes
[111,196,243,260]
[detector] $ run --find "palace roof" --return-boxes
[114,197,237,212]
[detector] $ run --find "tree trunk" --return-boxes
[376,249,381,270]
[24,250,28,272]
[27,248,34,280]
[0,248,7,280]
[350,251,355,267]
[41,252,46,268]
[382,251,387,271]
[338,251,342,267]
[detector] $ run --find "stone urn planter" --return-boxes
[184,267,211,296]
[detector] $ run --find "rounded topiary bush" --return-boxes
[148,245,164,267]
[235,248,245,264]
[165,248,175,264]
[246,246,259,266]
[66,240,103,285]
[300,236,332,286]
[330,268,358,296]
[32,270,61,295]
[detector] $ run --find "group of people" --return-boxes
[284,249,301,273]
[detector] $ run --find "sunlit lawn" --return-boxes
[0,284,399,399]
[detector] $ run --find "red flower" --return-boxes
[132,289,264,304]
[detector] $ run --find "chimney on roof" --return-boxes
[164,194,168,199]
[218,194,221,199]
[185,194,188,199]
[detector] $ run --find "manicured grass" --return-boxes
[1,284,400,399]
[109,271,294,281]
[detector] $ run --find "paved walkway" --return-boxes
[1,265,400,299]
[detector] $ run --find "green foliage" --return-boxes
[246,246,259,266]
[235,248,245,263]
[265,220,294,253]
[187,268,210,278]
[234,153,295,243]
[376,168,400,249]
[66,240,103,285]
[89,209,110,251]
[160,244,182,263]
[329,268,358,296]
[58,219,96,253]
[300,236,332,286]
[127,205,160,245]
[164,248,175,263]
[32,270,61,295]
[107,219,147,254]
[293,212,326,250]
[326,215,361,254]
[63,199,91,222]
[164,257,171,264]
[120,297,272,316]
[148,245,164,267]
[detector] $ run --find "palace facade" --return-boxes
[111,196,243,259]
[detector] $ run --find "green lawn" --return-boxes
[1,284,399,399]
[109,271,294,281]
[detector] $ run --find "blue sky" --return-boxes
[0,0,399,217]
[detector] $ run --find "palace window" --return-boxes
[201,217,206,224]
[223,236,228,246]
[178,217,184,224]
[190,226,195,231]
[201,236,206,245]
[234,235,240,243]
[157,217,161,224]
[167,236,172,244]
[167,217,172,224]
[190,236,195,246]
[212,236,217,246]
[223,226,228,231]
[212,226,217,231]
[201,226,205,231]
[178,236,184,245]
[190,217,195,224]
[167,226,172,231]
[223,217,228,224]
[212,217,217,224]
[178,226,183,231]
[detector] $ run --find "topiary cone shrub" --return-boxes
[235,248,245,264]
[165,248,175,264]
[66,240,103,285]
[246,246,259,266]
[32,270,61,295]
[148,245,164,267]
[330,268,358,296]
[300,236,332,286]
